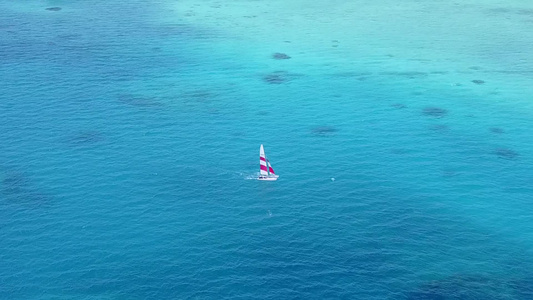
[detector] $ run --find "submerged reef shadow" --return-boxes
[329,71,373,82]
[66,131,105,147]
[406,273,533,300]
[3,170,29,196]
[272,52,291,60]
[517,9,533,16]
[441,169,459,178]
[486,7,533,17]
[493,148,519,160]
[429,124,449,133]
[262,71,303,84]
[263,73,286,84]
[182,90,216,104]
[390,148,410,155]
[391,103,407,109]
[153,24,222,40]
[56,33,83,41]
[430,71,448,75]
[311,126,337,136]
[380,71,428,79]
[422,107,448,118]
[117,94,163,108]
[490,127,504,134]
[1,169,51,206]
[330,71,373,78]
[486,7,512,14]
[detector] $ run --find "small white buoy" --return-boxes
[331,177,335,181]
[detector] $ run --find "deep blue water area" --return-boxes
[1,0,533,299]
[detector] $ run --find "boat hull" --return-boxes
[258,176,279,181]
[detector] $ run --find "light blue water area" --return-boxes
[1,0,533,299]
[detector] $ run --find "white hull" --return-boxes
[258,176,279,181]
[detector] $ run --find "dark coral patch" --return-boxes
[153,24,219,39]
[518,9,533,15]
[422,107,447,118]
[263,73,285,84]
[311,126,337,136]
[331,71,373,78]
[56,34,82,40]
[487,7,511,14]
[494,148,519,159]
[1,170,50,205]
[45,7,62,11]
[183,90,214,104]
[68,131,105,147]
[263,71,289,84]
[391,103,407,109]
[490,127,504,134]
[509,277,533,298]
[231,131,245,137]
[390,148,409,155]
[118,94,162,108]
[430,124,449,132]
[472,79,485,84]
[3,170,27,195]
[381,71,428,79]
[272,52,291,60]
[262,71,303,84]
[406,275,499,299]
[441,170,458,177]
[407,274,533,300]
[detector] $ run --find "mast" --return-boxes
[265,154,270,176]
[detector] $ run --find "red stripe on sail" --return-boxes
[260,157,266,161]
[260,165,268,171]
[269,167,275,174]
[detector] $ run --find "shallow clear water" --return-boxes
[1,0,533,299]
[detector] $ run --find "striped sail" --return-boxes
[267,159,275,175]
[260,144,268,176]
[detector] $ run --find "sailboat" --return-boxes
[258,144,279,181]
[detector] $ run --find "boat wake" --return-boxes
[242,172,261,180]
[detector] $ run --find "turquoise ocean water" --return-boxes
[1,0,533,298]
